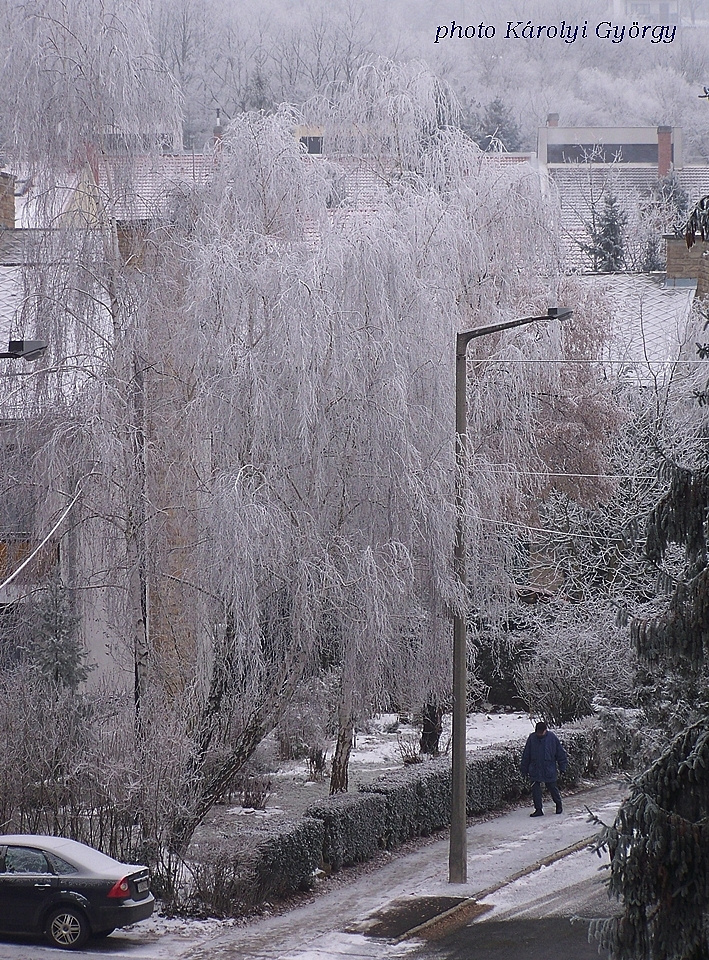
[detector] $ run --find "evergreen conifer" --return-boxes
[476,97,522,152]
[594,329,709,958]
[584,193,627,272]
[31,578,90,690]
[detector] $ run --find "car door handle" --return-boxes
[34,882,52,888]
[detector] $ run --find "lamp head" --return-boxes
[6,340,48,361]
[546,306,573,321]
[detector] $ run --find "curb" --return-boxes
[396,833,598,942]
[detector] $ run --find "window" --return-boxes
[3,846,51,874]
[46,853,79,876]
[299,136,323,155]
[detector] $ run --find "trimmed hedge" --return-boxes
[557,724,601,784]
[190,816,324,916]
[213,720,606,908]
[413,756,453,836]
[359,724,601,850]
[249,816,325,901]
[356,769,420,848]
[304,791,387,871]
[467,747,521,813]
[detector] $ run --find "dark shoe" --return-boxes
[530,810,544,817]
[556,804,563,814]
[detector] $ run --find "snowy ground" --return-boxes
[225,711,536,821]
[142,712,537,939]
[111,781,622,960]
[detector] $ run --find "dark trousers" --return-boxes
[532,779,562,812]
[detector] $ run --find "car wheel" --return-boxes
[45,907,90,949]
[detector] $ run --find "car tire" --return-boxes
[45,907,90,950]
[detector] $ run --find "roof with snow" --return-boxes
[102,153,216,221]
[581,272,697,382]
[549,164,709,272]
[8,154,217,228]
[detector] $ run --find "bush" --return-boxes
[359,771,420,848]
[473,635,533,708]
[188,846,245,918]
[189,817,324,916]
[515,609,636,724]
[250,817,324,900]
[517,653,595,725]
[415,757,453,834]
[0,669,196,906]
[467,747,521,812]
[276,674,335,760]
[595,707,643,771]
[556,724,601,783]
[305,792,387,871]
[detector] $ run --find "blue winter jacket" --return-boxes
[520,730,568,783]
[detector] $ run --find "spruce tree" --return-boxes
[31,578,90,691]
[584,193,627,272]
[594,352,709,958]
[476,97,522,153]
[594,721,709,960]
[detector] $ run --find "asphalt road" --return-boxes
[409,846,619,960]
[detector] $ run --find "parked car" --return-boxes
[0,835,154,949]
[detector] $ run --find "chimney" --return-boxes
[547,113,559,127]
[0,172,15,230]
[213,108,223,148]
[658,125,672,177]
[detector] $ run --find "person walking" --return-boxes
[521,721,568,817]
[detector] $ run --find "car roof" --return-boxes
[0,836,146,875]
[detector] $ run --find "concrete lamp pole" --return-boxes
[449,305,573,885]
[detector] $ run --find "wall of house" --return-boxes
[666,237,709,298]
[0,173,15,229]
[700,254,709,300]
[666,237,708,279]
[538,124,683,175]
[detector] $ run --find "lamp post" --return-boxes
[0,340,47,361]
[449,305,573,884]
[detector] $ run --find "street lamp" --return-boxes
[0,340,47,361]
[449,305,573,884]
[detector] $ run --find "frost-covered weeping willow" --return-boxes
[142,62,609,816]
[0,0,187,714]
[142,106,465,816]
[0,0,180,168]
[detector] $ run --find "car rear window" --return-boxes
[46,853,79,875]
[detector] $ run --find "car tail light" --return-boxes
[107,877,131,899]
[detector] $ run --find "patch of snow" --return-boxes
[477,846,610,921]
[226,806,284,817]
[262,712,536,784]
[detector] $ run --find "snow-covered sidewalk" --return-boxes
[176,778,626,960]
